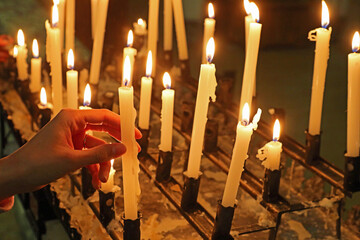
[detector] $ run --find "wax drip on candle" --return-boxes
[206,37,215,64]
[146,51,152,78]
[352,31,360,53]
[127,30,134,48]
[32,39,39,59]
[163,72,171,89]
[244,0,251,15]
[249,2,259,22]
[208,3,214,19]
[52,4,59,28]
[84,84,91,107]
[40,87,47,107]
[321,1,329,29]
[123,56,131,87]
[67,49,74,70]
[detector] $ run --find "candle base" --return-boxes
[163,50,173,70]
[101,91,115,110]
[204,119,218,152]
[180,171,202,211]
[123,212,141,240]
[344,155,360,192]
[211,201,236,240]
[156,150,173,182]
[138,128,150,157]
[180,100,195,134]
[262,169,281,203]
[99,190,115,227]
[81,167,96,200]
[179,60,191,81]
[39,107,52,128]
[305,130,321,165]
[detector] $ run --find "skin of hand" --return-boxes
[0,109,142,199]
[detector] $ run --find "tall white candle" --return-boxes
[91,0,98,39]
[308,1,332,136]
[45,20,53,64]
[139,51,153,130]
[53,0,65,51]
[202,3,215,64]
[30,39,41,93]
[346,32,360,157]
[163,0,173,51]
[123,30,137,86]
[148,0,159,76]
[133,18,147,36]
[65,0,75,55]
[222,104,261,207]
[239,2,261,118]
[172,0,188,61]
[66,49,78,109]
[186,38,217,178]
[16,29,28,81]
[89,0,109,85]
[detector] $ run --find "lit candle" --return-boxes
[65,0,75,54]
[257,119,283,170]
[307,1,332,135]
[91,0,98,39]
[100,159,117,193]
[163,0,173,51]
[239,2,261,117]
[38,87,52,128]
[148,0,159,76]
[80,84,91,110]
[45,20,53,64]
[66,49,78,109]
[346,32,360,157]
[30,39,41,93]
[202,3,215,64]
[53,0,65,51]
[139,51,153,130]
[172,0,189,61]
[89,0,109,85]
[16,29,28,81]
[186,38,217,178]
[118,56,140,220]
[133,18,147,36]
[123,30,137,86]
[222,104,261,207]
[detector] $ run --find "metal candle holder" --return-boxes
[38,104,52,128]
[305,130,321,165]
[99,190,115,227]
[344,155,360,192]
[138,128,150,157]
[155,150,173,182]
[123,212,141,240]
[81,167,95,200]
[262,169,281,203]
[180,171,202,211]
[211,200,236,240]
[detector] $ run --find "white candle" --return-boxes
[148,0,159,76]
[257,119,283,170]
[122,30,137,86]
[159,72,175,152]
[172,0,188,60]
[118,56,140,220]
[346,32,360,157]
[100,159,117,193]
[89,0,109,85]
[65,0,75,55]
[133,18,147,36]
[53,0,65,51]
[202,3,215,64]
[30,39,41,93]
[186,38,217,178]
[163,0,173,51]
[16,29,28,81]
[308,1,332,135]
[91,0,98,39]
[45,20,53,64]
[239,2,261,117]
[66,49,78,109]
[139,51,153,130]
[222,104,261,207]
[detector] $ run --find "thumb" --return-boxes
[75,143,126,166]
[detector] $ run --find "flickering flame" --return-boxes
[110,159,114,168]
[352,32,360,53]
[123,56,131,86]
[67,49,74,69]
[244,0,251,15]
[52,4,59,27]
[32,39,39,58]
[137,18,144,26]
[242,103,250,125]
[249,2,259,22]
[162,72,171,89]
[40,87,47,106]
[53,0,59,5]
[206,37,215,63]
[146,51,152,77]
[84,84,91,106]
[273,119,280,141]
[13,46,18,57]
[208,3,214,19]
[321,1,329,28]
[17,29,25,46]
[127,30,134,47]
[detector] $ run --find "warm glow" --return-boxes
[146,51,152,77]
[137,18,144,26]
[244,0,251,15]
[67,49,74,69]
[40,87,47,106]
[13,46,18,57]
[17,29,25,46]
[84,84,91,106]
[123,56,131,86]
[110,159,114,168]
[273,119,281,141]
[321,1,329,28]
[249,2,259,22]
[162,72,171,89]
[127,30,134,47]
[32,39,39,58]
[242,103,250,125]
[53,0,59,5]
[52,4,59,27]
[206,37,215,63]
[208,3,215,19]
[352,31,360,53]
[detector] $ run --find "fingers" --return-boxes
[86,164,100,189]
[84,135,106,148]
[85,124,142,141]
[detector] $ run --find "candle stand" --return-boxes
[81,167,96,200]
[305,130,321,165]
[155,150,173,182]
[122,212,141,240]
[344,155,360,192]
[138,127,150,156]
[211,201,236,240]
[99,190,115,227]
[180,172,202,211]
[262,169,281,203]
[38,104,52,128]
[204,119,218,152]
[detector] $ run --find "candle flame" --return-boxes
[127,30,134,47]
[206,37,215,63]
[110,159,114,168]
[123,56,131,87]
[244,0,251,15]
[17,29,25,46]
[146,51,152,77]
[137,18,144,25]
[321,1,329,28]
[13,46,18,57]
[249,2,259,22]
[40,87,47,106]
[53,0,59,5]
[52,4,59,27]
[273,119,280,141]
[32,39,39,58]
[84,84,91,106]
[208,3,215,19]
[67,49,74,69]
[242,103,250,125]
[162,72,171,89]
[352,31,360,53]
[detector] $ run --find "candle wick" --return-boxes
[241,120,249,126]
